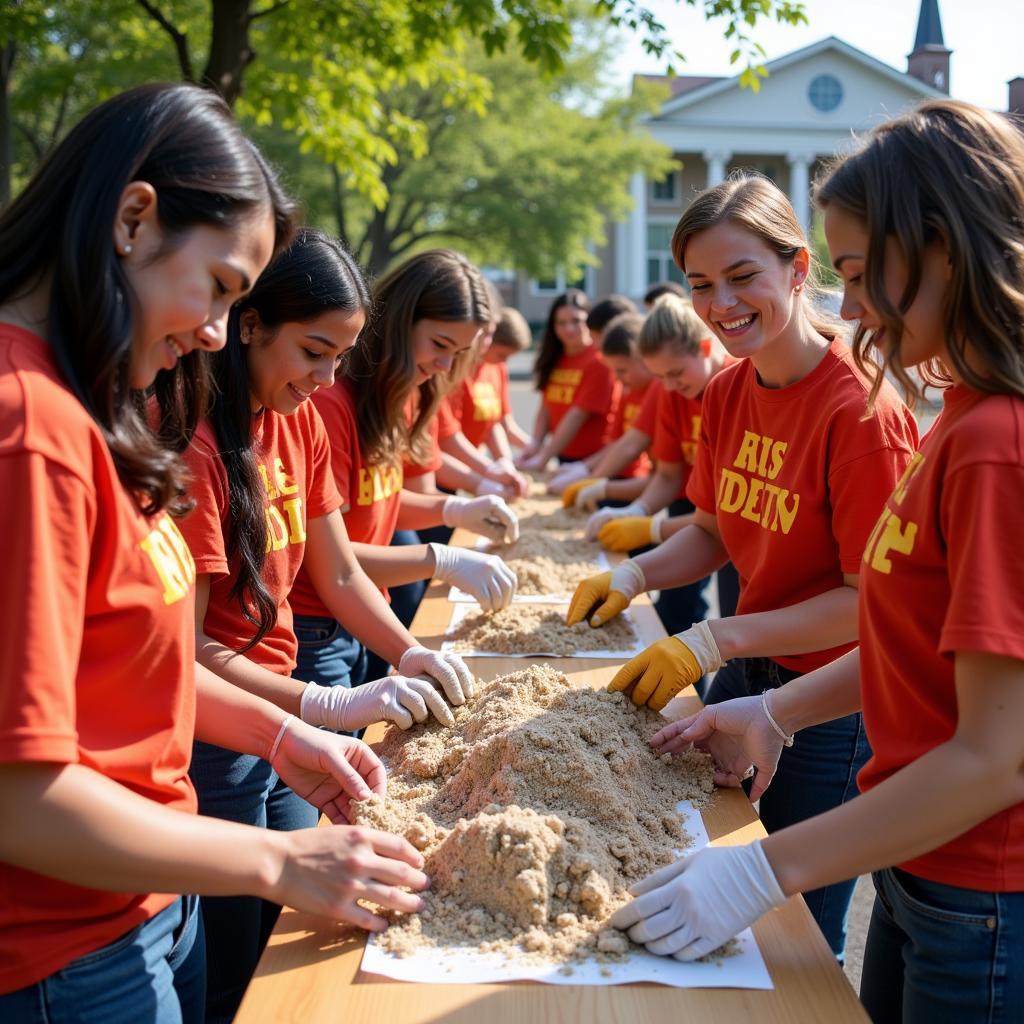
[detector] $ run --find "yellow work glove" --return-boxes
[562,477,605,509]
[608,621,725,711]
[597,509,668,552]
[565,561,646,627]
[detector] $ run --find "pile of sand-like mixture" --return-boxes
[351,664,717,966]
[447,604,637,656]
[488,532,602,595]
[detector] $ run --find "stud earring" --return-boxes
[121,244,133,256]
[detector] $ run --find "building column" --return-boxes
[787,152,812,235]
[704,149,732,188]
[627,171,647,299]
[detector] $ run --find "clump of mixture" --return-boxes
[351,664,717,965]
[447,605,638,657]
[487,532,603,595]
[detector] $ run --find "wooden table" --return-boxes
[237,537,867,1023]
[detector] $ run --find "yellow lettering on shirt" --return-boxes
[545,368,583,407]
[718,430,799,533]
[357,463,403,506]
[140,517,196,606]
[863,510,918,574]
[891,452,926,505]
[265,504,290,552]
[256,456,306,553]
[471,382,502,422]
[680,414,701,465]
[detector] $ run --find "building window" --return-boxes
[808,74,843,113]
[650,170,678,204]
[646,222,687,288]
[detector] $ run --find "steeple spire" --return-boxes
[908,0,951,94]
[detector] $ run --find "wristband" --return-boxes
[268,714,295,763]
[649,508,669,543]
[760,690,794,747]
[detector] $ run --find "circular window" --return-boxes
[808,74,843,113]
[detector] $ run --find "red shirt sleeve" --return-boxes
[309,387,354,512]
[940,460,1024,660]
[632,383,660,441]
[179,435,231,577]
[686,390,718,514]
[0,453,92,765]
[499,363,510,417]
[303,404,343,520]
[403,416,442,478]
[436,397,461,441]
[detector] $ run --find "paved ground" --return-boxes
[505,356,874,994]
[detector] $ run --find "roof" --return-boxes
[650,35,943,119]
[913,0,946,51]
[634,73,725,99]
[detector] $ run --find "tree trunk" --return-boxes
[202,0,254,106]
[0,40,15,207]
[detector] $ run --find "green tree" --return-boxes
[1,1,806,205]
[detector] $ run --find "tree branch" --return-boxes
[135,0,194,81]
[248,0,290,23]
[15,119,44,163]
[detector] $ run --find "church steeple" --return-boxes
[908,0,951,93]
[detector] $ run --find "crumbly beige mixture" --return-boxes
[447,605,637,657]
[488,532,602,595]
[351,664,719,966]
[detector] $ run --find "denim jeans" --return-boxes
[189,742,317,1024]
[293,614,368,690]
[365,528,428,681]
[705,656,871,961]
[860,867,1024,1024]
[0,895,204,1024]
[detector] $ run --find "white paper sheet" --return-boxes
[447,539,611,604]
[439,602,645,660]
[359,799,773,989]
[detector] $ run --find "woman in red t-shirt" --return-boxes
[569,174,919,960]
[616,100,1024,1022]
[518,289,618,470]
[0,87,427,1024]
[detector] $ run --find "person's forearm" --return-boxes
[194,661,284,755]
[441,432,493,477]
[537,407,589,460]
[503,415,533,449]
[529,406,549,447]
[591,428,651,478]
[764,730,1024,897]
[402,472,436,494]
[436,453,481,494]
[633,522,728,590]
[605,477,648,502]
[0,762,281,899]
[395,488,447,530]
[709,584,858,661]
[351,541,434,588]
[485,423,515,462]
[196,633,307,715]
[769,649,863,735]
[659,512,695,539]
[637,462,683,516]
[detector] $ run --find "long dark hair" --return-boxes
[346,249,490,467]
[208,229,369,649]
[533,288,590,391]
[0,82,295,515]
[815,99,1024,408]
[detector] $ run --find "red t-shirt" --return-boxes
[687,339,918,673]
[0,326,198,992]
[403,392,443,480]
[610,382,654,478]
[290,379,403,617]
[179,403,341,674]
[542,346,617,460]
[653,387,706,500]
[858,385,1024,890]
[447,361,509,447]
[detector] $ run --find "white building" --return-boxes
[511,0,974,321]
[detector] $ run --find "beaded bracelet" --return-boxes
[761,690,795,748]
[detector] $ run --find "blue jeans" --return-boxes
[861,867,1024,1024]
[0,895,204,1024]
[189,743,317,1024]
[366,529,427,681]
[705,656,871,961]
[293,614,368,690]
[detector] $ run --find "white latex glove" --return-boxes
[442,494,519,543]
[300,675,455,731]
[584,499,649,541]
[573,477,608,511]
[398,644,475,705]
[674,620,726,674]
[474,476,512,498]
[547,461,590,495]
[429,542,517,611]
[610,842,787,961]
